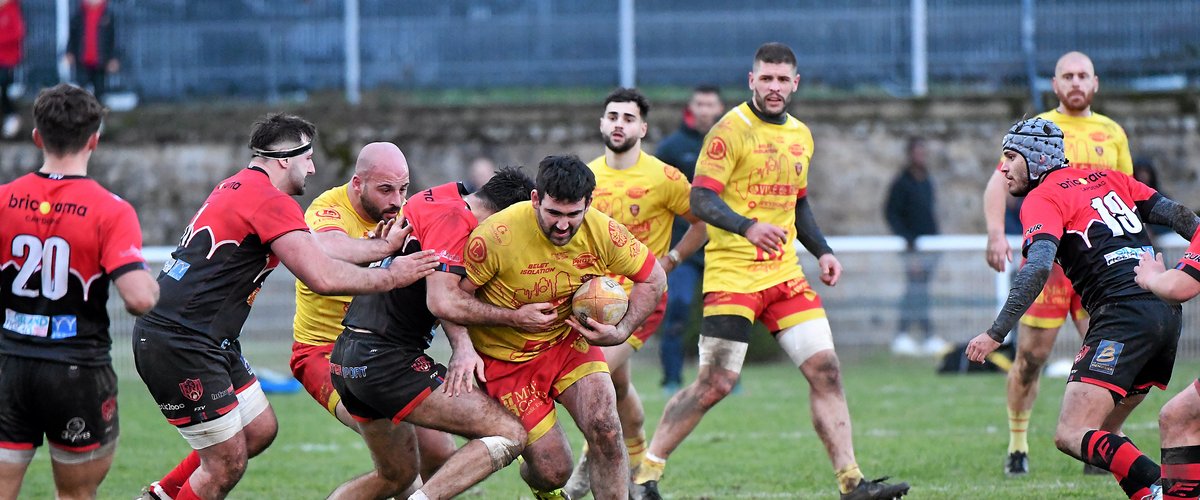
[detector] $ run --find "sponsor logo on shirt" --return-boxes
[467,237,487,263]
[706,138,727,160]
[608,220,630,247]
[315,208,340,219]
[1090,131,1109,142]
[1057,171,1108,189]
[1025,224,1043,236]
[520,263,555,275]
[4,309,49,338]
[789,143,806,156]
[8,194,89,217]
[626,186,648,199]
[1102,246,1151,266]
[573,253,599,269]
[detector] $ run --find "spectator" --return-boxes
[466,155,497,193]
[884,137,946,356]
[0,0,23,138]
[653,84,723,394]
[1133,157,1172,237]
[65,0,119,101]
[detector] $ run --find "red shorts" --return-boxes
[702,277,825,333]
[290,341,341,415]
[626,292,667,351]
[481,331,608,444]
[1020,263,1087,329]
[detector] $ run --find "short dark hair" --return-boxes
[604,87,650,119]
[249,113,317,152]
[535,155,595,203]
[754,42,797,68]
[33,84,105,156]
[693,84,722,99]
[475,166,535,212]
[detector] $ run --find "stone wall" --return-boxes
[1,93,1197,246]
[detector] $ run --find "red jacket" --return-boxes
[0,0,24,68]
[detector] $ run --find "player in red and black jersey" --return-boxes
[1135,231,1200,499]
[329,168,561,499]
[132,114,440,500]
[968,117,1200,500]
[0,84,158,500]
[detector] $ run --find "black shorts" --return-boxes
[330,330,445,423]
[0,355,118,454]
[1068,298,1182,399]
[133,319,256,427]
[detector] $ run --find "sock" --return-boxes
[1007,408,1031,453]
[159,451,201,497]
[835,463,864,494]
[1082,430,1160,497]
[626,432,647,473]
[1162,444,1200,499]
[408,490,430,500]
[175,480,200,500]
[634,454,666,484]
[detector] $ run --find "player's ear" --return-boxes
[86,131,100,151]
[530,189,540,208]
[31,129,43,150]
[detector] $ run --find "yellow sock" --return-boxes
[634,454,666,484]
[626,433,647,473]
[835,464,863,494]
[530,488,568,500]
[1008,408,1031,453]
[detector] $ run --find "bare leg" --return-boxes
[0,460,30,500]
[520,423,574,492]
[1054,383,1117,460]
[50,452,115,500]
[1162,384,1200,448]
[799,350,856,470]
[414,427,456,482]
[645,359,739,461]
[328,420,419,500]
[1007,324,1060,422]
[405,388,525,499]
[559,372,629,500]
[187,405,278,499]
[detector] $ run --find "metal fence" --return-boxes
[13,0,1200,102]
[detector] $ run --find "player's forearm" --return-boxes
[672,219,708,261]
[308,262,400,296]
[1144,269,1200,304]
[690,187,755,235]
[983,172,1008,237]
[609,266,668,346]
[428,279,519,327]
[1142,196,1200,241]
[313,231,394,265]
[794,197,833,258]
[441,320,476,352]
[986,240,1056,341]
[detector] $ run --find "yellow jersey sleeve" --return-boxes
[1036,110,1133,176]
[293,184,380,345]
[464,203,654,362]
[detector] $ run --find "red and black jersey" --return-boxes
[0,172,147,365]
[342,182,476,348]
[141,167,308,342]
[1174,227,1200,282]
[1021,167,1160,311]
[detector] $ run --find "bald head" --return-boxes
[351,142,411,222]
[1051,51,1098,116]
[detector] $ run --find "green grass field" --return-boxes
[15,352,1190,499]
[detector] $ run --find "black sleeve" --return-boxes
[986,239,1056,342]
[1138,194,1200,240]
[690,187,755,236]
[795,197,834,258]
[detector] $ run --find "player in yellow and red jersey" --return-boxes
[633,42,909,500]
[464,155,667,500]
[563,88,707,499]
[981,51,1135,477]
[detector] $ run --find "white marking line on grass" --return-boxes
[696,418,1160,442]
[280,441,366,453]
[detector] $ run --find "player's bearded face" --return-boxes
[284,151,315,196]
[1000,150,1033,196]
[357,173,409,222]
[533,193,588,246]
[1052,62,1098,113]
[600,101,645,154]
[749,62,798,118]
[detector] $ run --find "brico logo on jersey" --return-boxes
[8,194,89,217]
[706,138,728,160]
[1057,171,1108,189]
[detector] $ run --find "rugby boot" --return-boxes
[840,476,910,500]
[135,481,173,500]
[531,488,571,500]
[1005,451,1029,477]
[631,480,663,500]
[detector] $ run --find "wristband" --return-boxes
[667,249,682,265]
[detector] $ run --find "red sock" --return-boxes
[175,480,201,500]
[1082,430,1160,498]
[1163,444,1200,499]
[160,451,201,497]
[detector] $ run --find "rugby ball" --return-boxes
[571,277,629,326]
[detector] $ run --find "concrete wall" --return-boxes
[2,93,1197,246]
